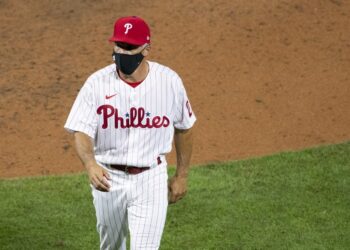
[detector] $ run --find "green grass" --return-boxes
[0,142,349,249]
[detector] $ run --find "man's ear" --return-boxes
[142,44,151,56]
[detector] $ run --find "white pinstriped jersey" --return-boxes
[64,61,196,167]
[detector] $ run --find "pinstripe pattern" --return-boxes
[64,61,196,166]
[92,163,168,250]
[64,61,196,249]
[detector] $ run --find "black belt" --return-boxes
[110,157,162,175]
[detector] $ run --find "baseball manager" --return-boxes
[64,16,196,250]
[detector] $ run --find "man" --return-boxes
[64,16,196,250]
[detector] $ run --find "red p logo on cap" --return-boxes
[109,16,151,45]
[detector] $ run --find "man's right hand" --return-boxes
[86,162,111,192]
[74,132,111,192]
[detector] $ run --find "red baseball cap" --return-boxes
[109,16,151,45]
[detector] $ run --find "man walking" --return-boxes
[64,16,196,250]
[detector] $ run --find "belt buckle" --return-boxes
[125,165,129,174]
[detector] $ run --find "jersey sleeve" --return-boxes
[64,80,98,139]
[173,76,197,130]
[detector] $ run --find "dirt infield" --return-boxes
[0,0,349,178]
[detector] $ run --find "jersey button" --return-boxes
[130,92,138,105]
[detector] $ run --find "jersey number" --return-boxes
[186,100,193,117]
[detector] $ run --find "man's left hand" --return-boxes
[168,175,187,204]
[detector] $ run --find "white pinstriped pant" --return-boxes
[92,163,168,250]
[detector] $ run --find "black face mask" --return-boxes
[112,52,144,75]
